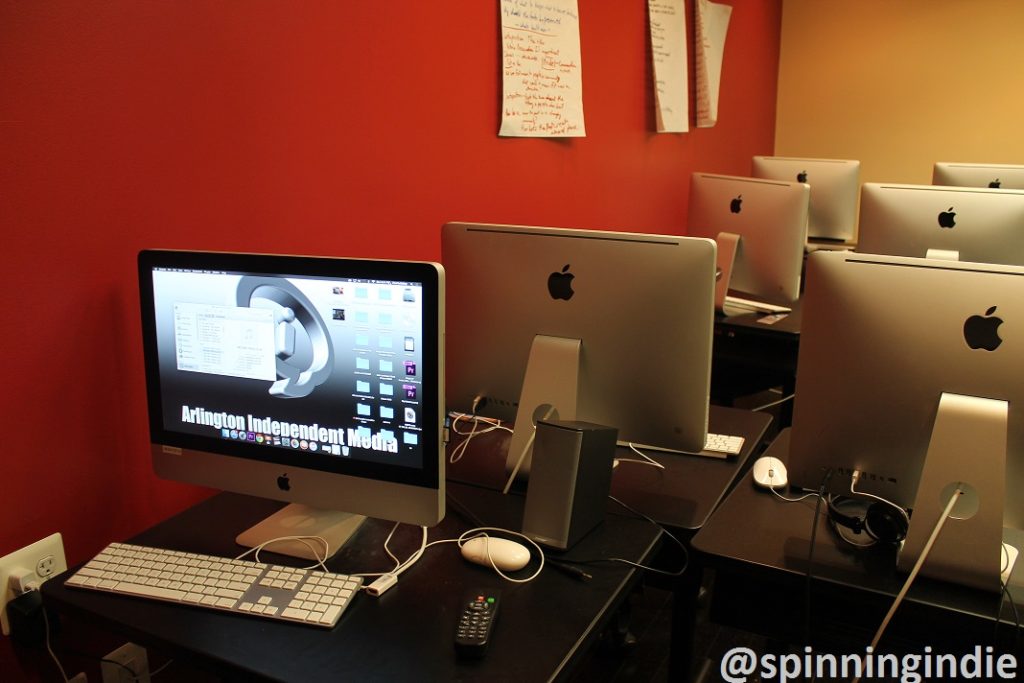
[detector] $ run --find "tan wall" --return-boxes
[775,0,1024,184]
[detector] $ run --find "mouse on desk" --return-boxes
[460,536,531,572]
[751,456,788,491]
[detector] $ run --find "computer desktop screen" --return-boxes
[687,172,809,305]
[857,183,1024,266]
[789,251,1024,590]
[751,156,860,243]
[933,162,1024,190]
[442,222,716,476]
[138,250,445,559]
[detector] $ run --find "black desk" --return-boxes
[447,405,773,681]
[712,302,801,428]
[692,429,1023,657]
[42,486,661,682]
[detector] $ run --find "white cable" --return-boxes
[852,485,963,683]
[234,535,331,572]
[42,607,71,683]
[613,443,666,471]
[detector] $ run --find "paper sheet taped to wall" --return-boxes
[695,0,731,128]
[648,0,689,133]
[499,0,585,137]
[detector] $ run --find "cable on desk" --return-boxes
[851,484,964,683]
[556,495,688,578]
[448,410,512,464]
[994,544,1020,654]
[803,468,833,648]
[750,392,795,412]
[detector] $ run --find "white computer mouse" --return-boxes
[751,456,788,490]
[460,536,531,572]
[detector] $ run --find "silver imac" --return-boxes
[789,251,1024,591]
[139,250,445,559]
[858,183,1024,265]
[933,162,1024,190]
[687,173,809,313]
[752,156,860,243]
[442,222,716,477]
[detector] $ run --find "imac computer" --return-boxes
[789,251,1024,591]
[687,172,810,315]
[442,222,716,478]
[857,183,1024,265]
[933,162,1024,190]
[751,156,860,244]
[138,250,445,559]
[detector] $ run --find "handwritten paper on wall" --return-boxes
[648,0,688,133]
[500,0,585,138]
[694,0,732,128]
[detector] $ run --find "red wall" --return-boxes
[1,2,779,570]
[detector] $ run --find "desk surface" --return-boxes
[447,405,772,533]
[43,486,660,682]
[692,429,1022,650]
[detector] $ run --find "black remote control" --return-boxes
[454,588,501,657]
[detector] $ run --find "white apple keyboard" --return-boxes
[703,432,745,456]
[724,295,791,316]
[65,542,362,628]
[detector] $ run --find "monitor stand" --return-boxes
[503,334,581,490]
[236,504,366,561]
[897,392,1012,592]
[926,248,960,261]
[714,231,791,316]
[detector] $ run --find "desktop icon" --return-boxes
[404,336,415,352]
[547,264,575,301]
[963,306,1004,351]
[309,442,318,452]
[403,384,417,399]
[404,407,416,423]
[404,361,417,376]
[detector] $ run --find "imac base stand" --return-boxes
[504,335,582,488]
[236,504,366,561]
[898,392,1008,592]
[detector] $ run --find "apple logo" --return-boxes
[796,170,808,183]
[989,178,1002,188]
[730,195,743,214]
[548,264,575,300]
[963,306,1003,351]
[277,473,291,491]
[937,207,956,229]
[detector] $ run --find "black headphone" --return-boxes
[826,493,910,546]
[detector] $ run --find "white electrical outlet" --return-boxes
[0,532,67,636]
[101,642,150,683]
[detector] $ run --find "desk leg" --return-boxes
[669,553,704,683]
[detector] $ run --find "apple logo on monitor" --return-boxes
[937,207,956,229]
[730,195,743,214]
[548,264,575,300]
[796,170,808,183]
[277,473,291,491]
[963,306,1003,351]
[990,178,1002,188]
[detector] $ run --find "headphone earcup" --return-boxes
[864,502,908,544]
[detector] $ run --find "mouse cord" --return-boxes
[804,468,833,651]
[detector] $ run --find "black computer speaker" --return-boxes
[521,420,618,551]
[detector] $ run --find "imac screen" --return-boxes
[857,183,1024,266]
[933,162,1024,190]
[442,222,716,463]
[138,250,445,555]
[751,156,860,243]
[687,173,809,304]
